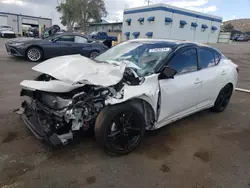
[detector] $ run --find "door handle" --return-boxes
[221,70,226,75]
[194,78,203,84]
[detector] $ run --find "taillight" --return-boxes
[236,66,239,74]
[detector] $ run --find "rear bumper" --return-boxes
[21,102,63,146]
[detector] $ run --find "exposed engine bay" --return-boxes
[19,69,146,146]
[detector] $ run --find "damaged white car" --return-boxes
[18,39,238,155]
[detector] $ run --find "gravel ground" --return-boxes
[0,39,250,188]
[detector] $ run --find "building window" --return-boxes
[147,16,155,22]
[126,18,132,26]
[211,26,218,33]
[132,32,140,39]
[179,20,187,28]
[124,32,130,40]
[201,24,208,32]
[146,32,153,38]
[138,17,144,25]
[191,22,198,28]
[165,17,173,25]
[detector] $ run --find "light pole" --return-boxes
[145,0,152,6]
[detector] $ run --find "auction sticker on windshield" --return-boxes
[149,48,171,53]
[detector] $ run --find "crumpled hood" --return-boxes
[32,55,126,87]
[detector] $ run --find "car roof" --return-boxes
[128,38,210,48]
[59,32,86,37]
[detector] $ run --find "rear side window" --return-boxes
[57,35,74,42]
[168,48,198,74]
[74,36,88,43]
[199,48,216,69]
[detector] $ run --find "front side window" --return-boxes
[168,48,198,74]
[199,48,216,69]
[74,36,88,43]
[213,51,221,65]
[95,41,173,77]
[56,35,74,42]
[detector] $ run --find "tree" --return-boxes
[56,0,80,31]
[77,0,107,32]
[56,0,107,32]
[223,23,234,32]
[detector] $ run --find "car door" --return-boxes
[196,48,226,109]
[157,47,202,123]
[71,35,91,55]
[55,35,75,56]
[42,38,63,58]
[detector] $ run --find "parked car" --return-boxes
[24,27,39,38]
[89,31,117,48]
[231,34,240,41]
[5,33,108,62]
[41,25,61,39]
[236,35,249,42]
[90,31,117,41]
[0,25,16,38]
[18,39,238,155]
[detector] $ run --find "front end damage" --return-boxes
[18,69,157,147]
[18,55,160,147]
[20,80,125,146]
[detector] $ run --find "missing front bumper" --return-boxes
[20,102,67,146]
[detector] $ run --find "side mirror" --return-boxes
[51,38,57,43]
[159,66,177,79]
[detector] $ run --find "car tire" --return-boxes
[26,47,43,62]
[89,51,99,59]
[211,84,233,113]
[95,103,145,155]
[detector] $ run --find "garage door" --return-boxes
[0,16,8,25]
[22,18,39,25]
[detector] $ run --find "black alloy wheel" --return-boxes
[212,84,233,112]
[95,104,145,155]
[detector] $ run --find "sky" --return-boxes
[0,0,250,27]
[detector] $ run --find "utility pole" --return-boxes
[145,0,152,6]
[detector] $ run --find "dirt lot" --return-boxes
[0,39,250,188]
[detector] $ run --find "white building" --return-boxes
[122,4,222,43]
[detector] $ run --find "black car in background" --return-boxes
[5,33,108,62]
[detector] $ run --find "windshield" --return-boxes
[95,41,172,76]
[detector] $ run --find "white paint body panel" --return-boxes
[155,58,238,129]
[32,55,126,87]
[105,74,160,113]
[20,80,85,93]
[158,71,202,124]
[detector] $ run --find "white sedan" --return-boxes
[19,39,238,155]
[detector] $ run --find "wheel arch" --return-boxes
[89,49,100,57]
[25,45,44,57]
[227,82,234,90]
[112,97,156,130]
